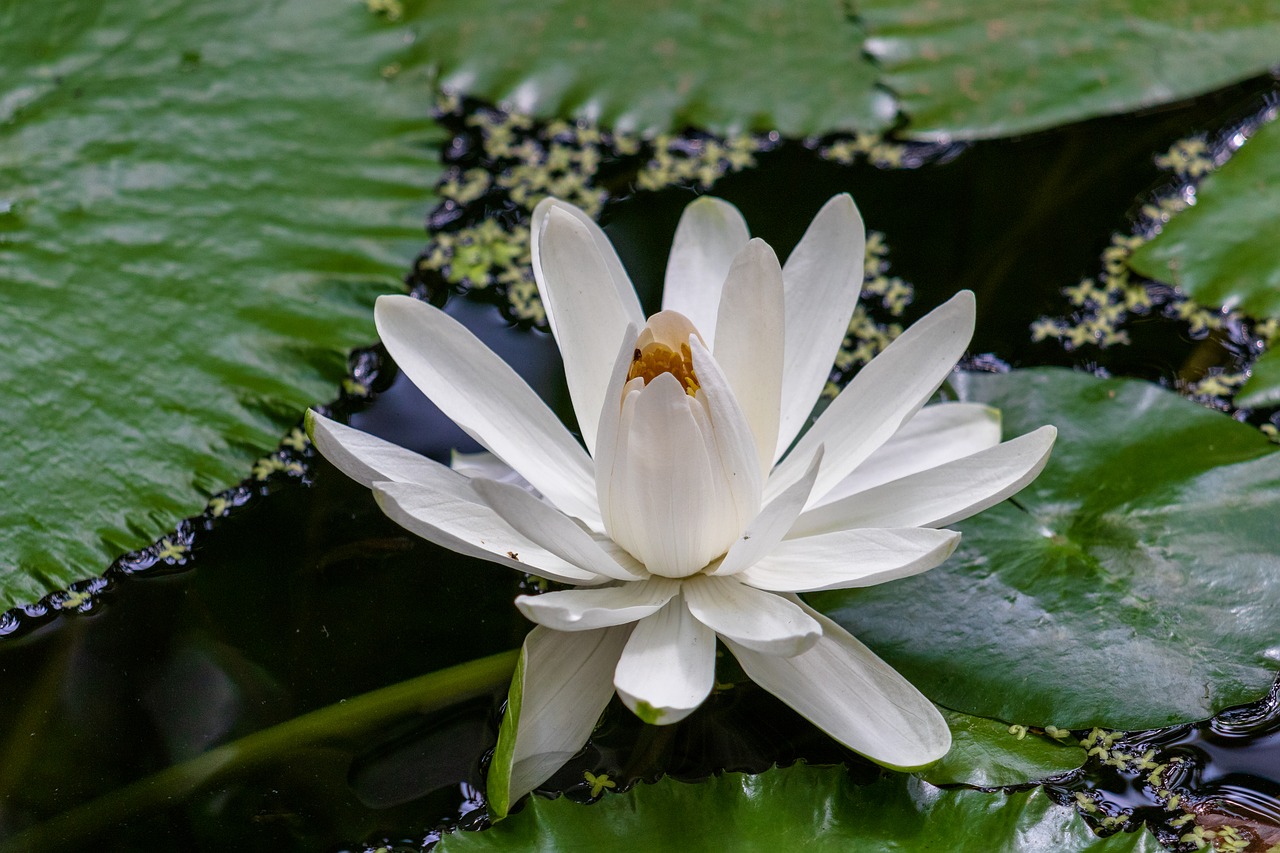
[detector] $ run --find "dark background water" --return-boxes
[1,76,1279,851]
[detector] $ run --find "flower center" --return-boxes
[627,341,700,396]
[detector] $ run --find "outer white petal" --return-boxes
[515,578,681,631]
[372,480,603,586]
[309,412,601,585]
[490,625,631,817]
[712,447,822,577]
[768,290,976,507]
[375,295,601,527]
[688,335,764,533]
[470,478,642,582]
[712,238,785,475]
[813,402,1001,508]
[737,527,960,593]
[449,449,529,489]
[534,206,642,456]
[307,409,452,488]
[776,194,865,460]
[724,603,951,769]
[530,197,643,334]
[683,575,821,657]
[661,196,750,340]
[789,426,1058,537]
[609,373,730,578]
[613,596,716,725]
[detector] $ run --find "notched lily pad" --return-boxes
[396,0,892,135]
[436,763,1160,852]
[814,368,1280,730]
[0,0,438,607]
[859,0,1280,139]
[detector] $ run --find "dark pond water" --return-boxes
[1,76,1279,851]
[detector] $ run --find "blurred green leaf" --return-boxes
[398,0,892,135]
[1239,347,1280,409]
[0,0,438,607]
[859,0,1280,139]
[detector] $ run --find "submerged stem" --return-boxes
[3,649,518,853]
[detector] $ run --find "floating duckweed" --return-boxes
[1154,137,1215,179]
[582,770,617,797]
[154,537,188,562]
[55,588,94,610]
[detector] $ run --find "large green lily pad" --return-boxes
[0,0,438,607]
[1129,116,1280,318]
[437,764,1159,852]
[813,368,1280,729]
[396,0,891,135]
[858,0,1280,139]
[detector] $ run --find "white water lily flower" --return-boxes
[307,194,1056,815]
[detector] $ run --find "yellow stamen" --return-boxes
[627,341,700,396]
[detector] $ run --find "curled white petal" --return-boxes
[516,578,681,631]
[613,596,716,725]
[683,575,821,657]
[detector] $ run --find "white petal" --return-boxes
[516,578,681,631]
[471,478,642,582]
[688,335,764,533]
[490,625,631,816]
[592,325,641,534]
[683,575,821,657]
[724,602,951,769]
[613,596,716,725]
[661,196,750,340]
[712,447,822,577]
[738,527,960,592]
[767,290,976,507]
[530,197,643,335]
[608,373,731,578]
[309,412,602,585]
[372,480,603,586]
[307,409,449,489]
[450,449,531,489]
[534,206,642,456]
[713,239,785,476]
[813,402,1001,508]
[375,295,601,527]
[789,426,1058,537]
[776,194,866,460]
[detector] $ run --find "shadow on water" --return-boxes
[1,75,1279,850]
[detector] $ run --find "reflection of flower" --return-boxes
[308,194,1056,814]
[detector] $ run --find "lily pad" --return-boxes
[859,0,1280,139]
[0,0,438,607]
[921,709,1085,788]
[813,368,1280,729]
[437,763,1159,852]
[1238,347,1280,410]
[1128,116,1280,318]
[396,0,891,135]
